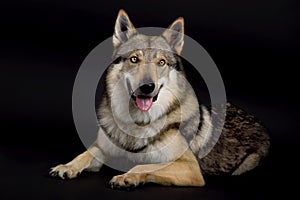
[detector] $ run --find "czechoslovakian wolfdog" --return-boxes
[50,9,270,189]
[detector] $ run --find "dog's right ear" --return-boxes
[113,9,137,48]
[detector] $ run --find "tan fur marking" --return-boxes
[109,149,205,188]
[232,153,260,175]
[50,151,95,179]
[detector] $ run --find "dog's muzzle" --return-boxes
[130,83,162,112]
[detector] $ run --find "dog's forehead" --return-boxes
[116,34,172,56]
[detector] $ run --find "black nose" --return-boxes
[139,83,155,94]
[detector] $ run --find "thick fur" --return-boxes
[50,10,270,189]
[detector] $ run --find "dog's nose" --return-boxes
[139,83,155,94]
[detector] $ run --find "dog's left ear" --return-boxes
[162,17,184,55]
[113,9,137,48]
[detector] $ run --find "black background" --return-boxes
[0,0,299,199]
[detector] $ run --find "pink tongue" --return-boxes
[136,97,153,111]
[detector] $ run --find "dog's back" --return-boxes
[190,103,270,175]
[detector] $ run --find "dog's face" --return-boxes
[106,10,186,123]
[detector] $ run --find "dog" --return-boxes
[50,9,270,189]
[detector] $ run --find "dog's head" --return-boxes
[108,9,186,117]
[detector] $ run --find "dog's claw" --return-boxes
[139,181,145,186]
[49,169,58,177]
[109,180,118,189]
[63,172,69,179]
[49,164,80,180]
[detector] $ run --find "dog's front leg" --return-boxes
[109,149,205,189]
[50,144,105,179]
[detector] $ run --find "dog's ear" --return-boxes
[113,9,137,48]
[162,17,184,55]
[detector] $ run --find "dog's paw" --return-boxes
[49,164,81,180]
[109,173,145,190]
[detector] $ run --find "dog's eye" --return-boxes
[130,56,139,63]
[158,59,166,66]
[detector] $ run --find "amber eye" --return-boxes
[130,56,139,63]
[158,59,166,66]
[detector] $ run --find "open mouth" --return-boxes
[131,86,162,112]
